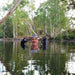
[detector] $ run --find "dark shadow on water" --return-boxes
[21,43,28,50]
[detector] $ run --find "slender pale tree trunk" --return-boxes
[58,0,61,39]
[44,9,47,35]
[13,24,15,38]
[15,23,17,38]
[33,21,37,34]
[49,0,53,37]
[3,24,6,39]
[0,0,22,25]
[44,20,47,35]
[50,13,52,37]
[44,23,45,34]
[13,21,16,38]
[24,20,37,35]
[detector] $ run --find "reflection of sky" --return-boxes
[65,53,75,74]
[34,0,47,9]
[22,60,51,75]
[0,0,13,19]
[22,60,49,75]
[0,61,6,72]
[22,70,40,75]
[0,61,11,75]
[0,0,13,7]
[0,0,47,19]
[22,60,40,75]
[65,61,75,74]
[66,9,75,18]
[31,49,39,53]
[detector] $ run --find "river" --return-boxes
[0,40,75,75]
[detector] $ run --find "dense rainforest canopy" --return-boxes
[0,0,75,40]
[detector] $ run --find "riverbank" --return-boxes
[0,38,22,41]
[49,39,75,42]
[56,29,75,40]
[0,38,75,42]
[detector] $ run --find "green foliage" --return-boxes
[12,8,30,37]
[56,29,75,40]
[61,0,75,9]
[20,0,29,8]
[0,25,3,38]
[2,17,13,38]
[34,0,68,36]
[11,0,35,37]
[0,0,73,39]
[0,0,35,38]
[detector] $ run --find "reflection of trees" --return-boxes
[49,54,66,75]
[0,56,12,73]
[0,41,29,75]
[0,41,4,56]
[65,52,75,74]
[4,41,13,63]
[26,42,67,75]
[37,42,67,75]
[65,42,75,75]
[0,41,73,75]
[62,42,75,52]
[0,41,13,74]
[13,41,67,75]
[48,42,67,75]
[11,41,32,75]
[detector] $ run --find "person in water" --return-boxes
[20,38,28,50]
[41,36,47,50]
[31,35,39,53]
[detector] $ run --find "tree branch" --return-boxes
[0,0,22,25]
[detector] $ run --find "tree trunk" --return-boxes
[0,0,22,25]
[24,20,37,35]
[3,24,6,39]
[13,23,16,38]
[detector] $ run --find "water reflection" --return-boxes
[0,61,6,72]
[0,61,11,75]
[21,44,28,50]
[65,52,75,74]
[0,41,13,75]
[0,41,75,75]
[22,60,40,75]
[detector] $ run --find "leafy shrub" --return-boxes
[56,29,75,40]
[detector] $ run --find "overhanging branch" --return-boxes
[0,0,22,25]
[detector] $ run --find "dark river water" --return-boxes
[0,40,75,75]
